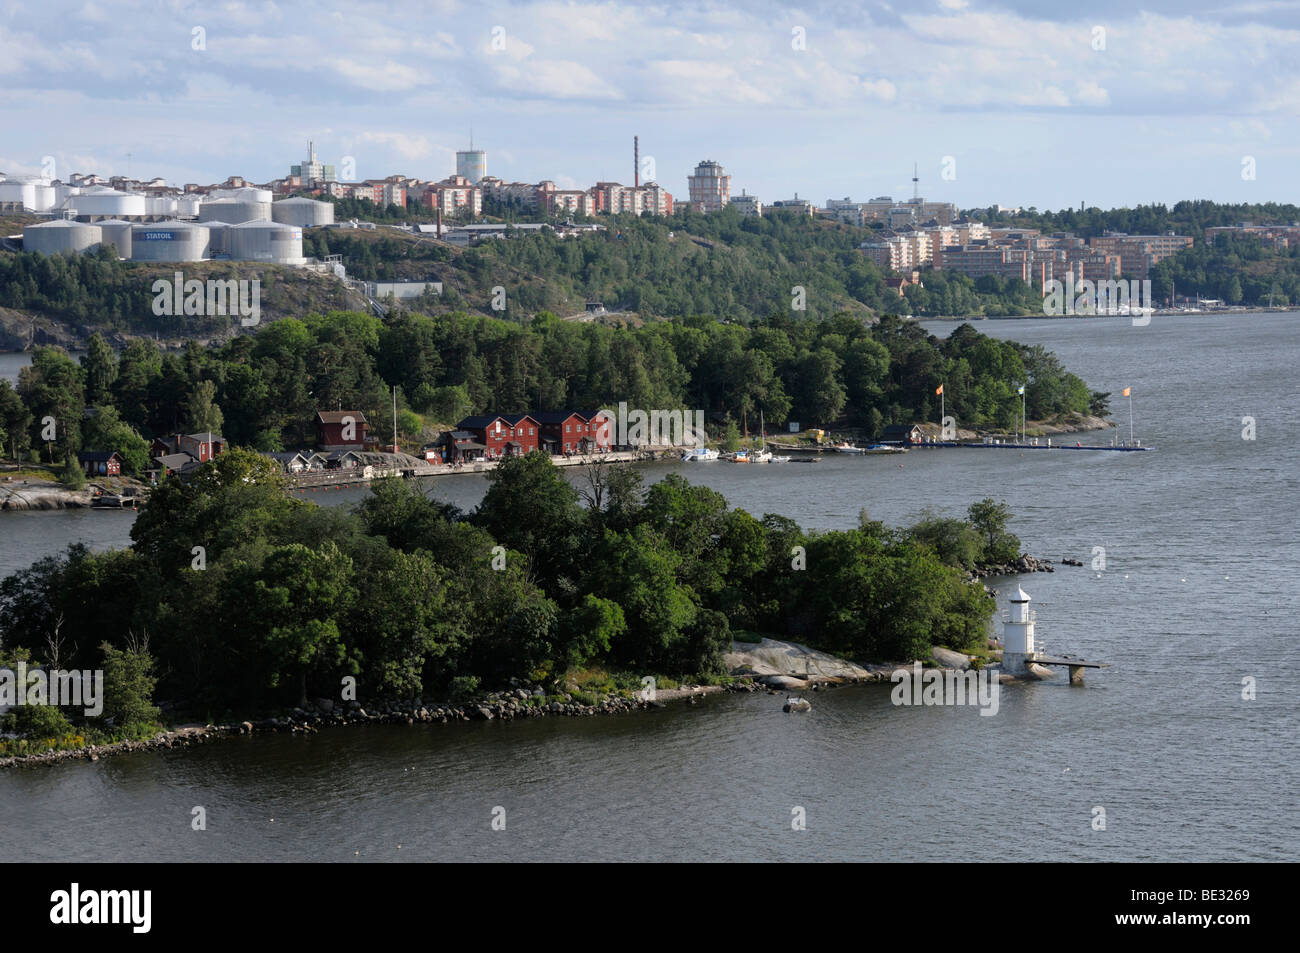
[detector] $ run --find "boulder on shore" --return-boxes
[725,638,872,683]
[930,646,973,670]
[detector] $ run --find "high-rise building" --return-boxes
[687,159,731,212]
[290,142,336,185]
[456,149,487,185]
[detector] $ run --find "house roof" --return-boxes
[532,410,584,424]
[316,411,368,424]
[78,451,122,462]
[156,452,196,469]
[265,451,307,462]
[881,424,920,434]
[456,414,505,429]
[499,413,539,426]
[185,432,225,442]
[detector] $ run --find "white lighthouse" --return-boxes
[1001,586,1037,675]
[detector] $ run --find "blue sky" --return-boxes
[2,0,1298,211]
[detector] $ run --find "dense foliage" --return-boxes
[0,450,1002,721]
[5,311,1099,469]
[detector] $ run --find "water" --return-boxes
[2,312,1297,861]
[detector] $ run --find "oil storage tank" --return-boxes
[209,186,273,204]
[227,219,303,263]
[96,219,134,258]
[204,221,232,256]
[199,198,271,224]
[22,219,102,254]
[272,196,334,227]
[1,176,56,211]
[72,186,147,218]
[130,220,209,261]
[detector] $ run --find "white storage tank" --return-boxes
[96,219,134,258]
[272,196,334,227]
[209,186,274,204]
[54,183,83,205]
[228,219,303,263]
[130,220,209,261]
[31,184,56,211]
[177,194,202,217]
[72,186,147,218]
[23,219,102,254]
[1,177,55,211]
[146,195,179,217]
[204,221,232,256]
[199,198,271,224]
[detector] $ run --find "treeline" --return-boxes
[975,199,1300,239]
[0,311,1103,470]
[1150,233,1300,306]
[0,450,1006,724]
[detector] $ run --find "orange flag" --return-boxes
[935,384,944,395]
[1122,387,1131,397]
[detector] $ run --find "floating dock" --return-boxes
[911,441,1153,453]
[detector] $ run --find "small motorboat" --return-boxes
[680,447,720,462]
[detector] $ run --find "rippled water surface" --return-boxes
[2,313,1296,861]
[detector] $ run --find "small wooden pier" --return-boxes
[1028,655,1110,685]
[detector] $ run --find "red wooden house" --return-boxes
[316,411,368,450]
[579,409,615,451]
[534,411,594,454]
[79,451,124,476]
[457,414,540,458]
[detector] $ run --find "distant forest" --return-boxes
[0,311,1103,471]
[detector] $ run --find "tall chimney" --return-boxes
[634,136,639,188]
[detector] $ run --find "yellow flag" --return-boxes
[935,384,944,396]
[1122,387,1131,397]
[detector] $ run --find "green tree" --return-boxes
[187,379,225,434]
[966,498,1021,564]
[100,638,162,730]
[81,333,118,406]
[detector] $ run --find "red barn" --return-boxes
[316,411,368,450]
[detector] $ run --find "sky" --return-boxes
[2,0,1299,211]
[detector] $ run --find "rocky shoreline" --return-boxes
[969,553,1059,581]
[0,681,737,769]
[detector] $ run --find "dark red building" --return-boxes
[457,415,540,458]
[316,411,368,450]
[534,411,603,454]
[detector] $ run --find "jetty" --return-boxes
[1001,586,1109,683]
